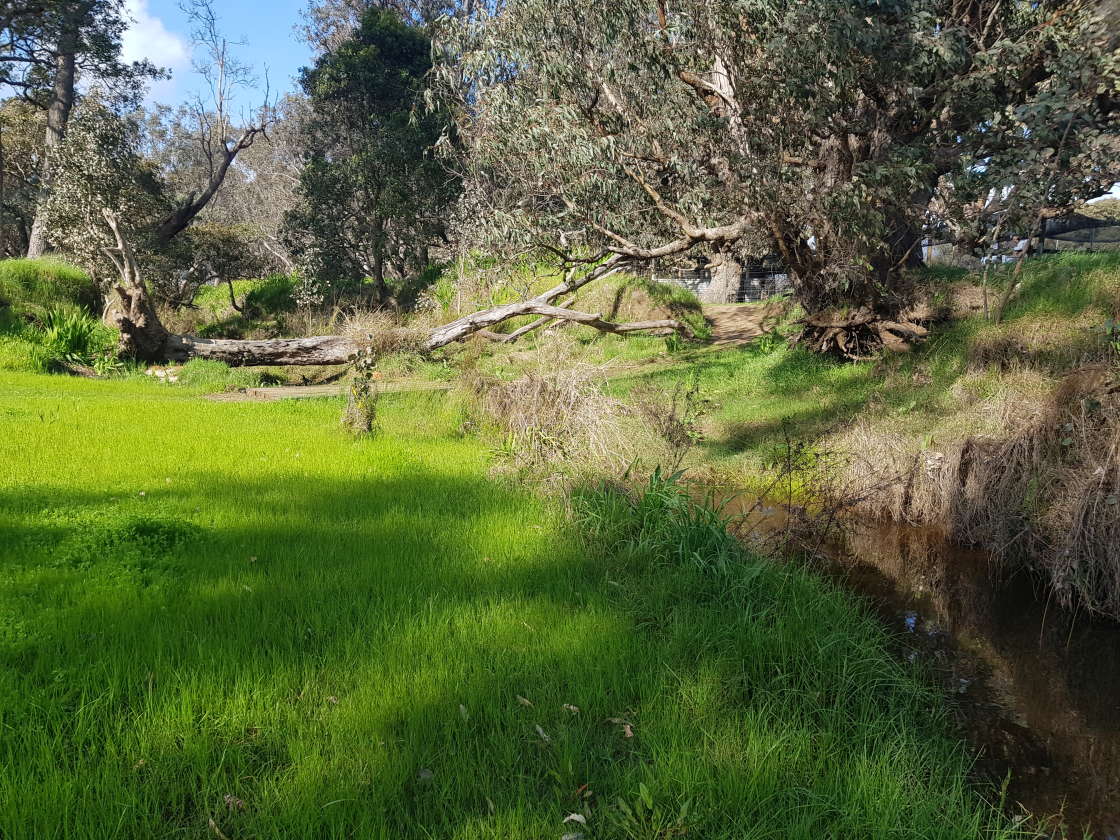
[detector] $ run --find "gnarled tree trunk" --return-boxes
[705,246,741,303]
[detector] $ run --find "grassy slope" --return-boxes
[612,253,1120,484]
[0,372,1017,838]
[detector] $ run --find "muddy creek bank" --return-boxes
[715,491,1120,837]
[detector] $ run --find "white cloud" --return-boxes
[121,0,191,105]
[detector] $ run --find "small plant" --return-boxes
[608,784,691,840]
[341,346,381,436]
[632,372,711,471]
[1103,318,1120,356]
[41,307,117,367]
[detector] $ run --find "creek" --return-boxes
[714,491,1120,837]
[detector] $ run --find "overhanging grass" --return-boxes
[0,372,1020,838]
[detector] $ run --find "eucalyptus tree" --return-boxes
[301,0,475,53]
[0,97,45,255]
[0,0,159,256]
[41,99,691,364]
[441,0,1120,354]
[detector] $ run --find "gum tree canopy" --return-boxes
[444,0,1120,355]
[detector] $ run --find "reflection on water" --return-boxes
[716,491,1120,837]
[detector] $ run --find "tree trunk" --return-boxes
[26,9,79,258]
[99,252,696,368]
[785,211,929,358]
[706,247,741,303]
[164,335,359,365]
[0,116,7,258]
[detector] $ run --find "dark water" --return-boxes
[715,493,1120,838]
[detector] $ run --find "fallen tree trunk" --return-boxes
[107,253,702,367]
[163,335,361,365]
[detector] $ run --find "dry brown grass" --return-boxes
[467,346,638,482]
[831,365,1120,617]
[968,313,1112,371]
[338,309,427,356]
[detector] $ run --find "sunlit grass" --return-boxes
[0,372,1020,838]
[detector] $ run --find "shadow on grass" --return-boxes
[0,462,1011,839]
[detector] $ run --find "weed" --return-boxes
[341,347,380,436]
[632,372,711,471]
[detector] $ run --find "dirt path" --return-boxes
[205,380,454,402]
[702,301,788,345]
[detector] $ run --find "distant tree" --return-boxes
[286,7,458,307]
[300,0,472,53]
[0,0,160,256]
[441,0,1120,354]
[147,0,274,248]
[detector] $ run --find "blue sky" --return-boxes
[121,0,313,112]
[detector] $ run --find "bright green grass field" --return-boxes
[0,373,1018,839]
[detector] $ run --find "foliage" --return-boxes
[285,8,458,306]
[0,0,158,104]
[442,0,1119,321]
[39,100,167,281]
[40,306,116,365]
[0,99,45,257]
[0,371,1025,838]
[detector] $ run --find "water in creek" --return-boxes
[713,491,1120,838]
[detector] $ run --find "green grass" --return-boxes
[0,258,120,373]
[0,257,99,318]
[597,252,1120,483]
[0,371,1022,838]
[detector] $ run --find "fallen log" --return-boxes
[107,253,703,366]
[163,334,361,366]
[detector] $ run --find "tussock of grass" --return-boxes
[0,371,1022,838]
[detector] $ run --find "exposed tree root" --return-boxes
[795,308,929,358]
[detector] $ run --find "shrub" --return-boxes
[41,307,117,365]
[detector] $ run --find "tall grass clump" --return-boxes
[575,468,742,571]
